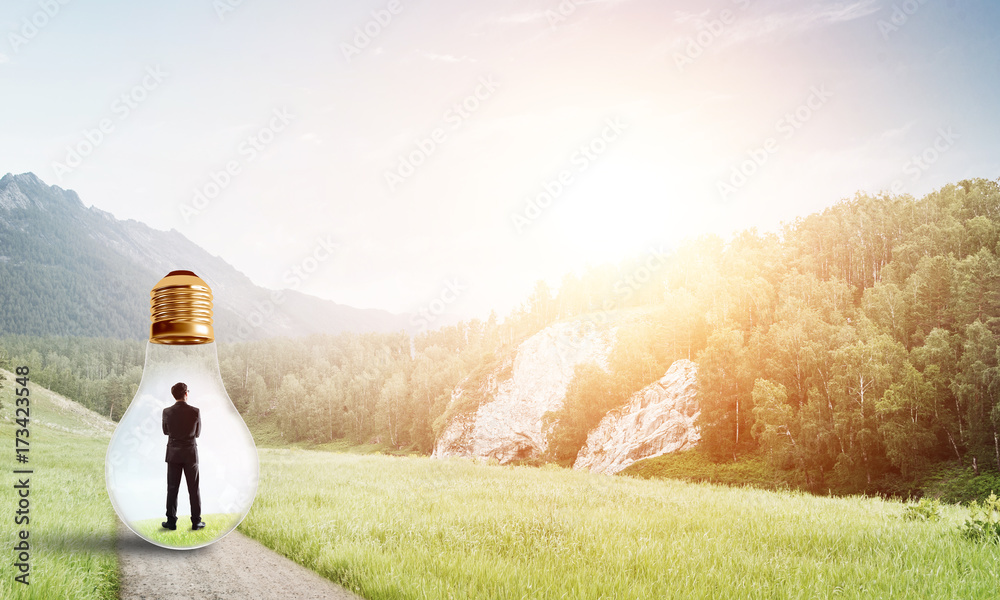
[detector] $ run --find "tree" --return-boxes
[544,363,617,466]
[828,325,906,487]
[952,248,1000,328]
[862,282,911,345]
[875,362,937,477]
[751,379,797,469]
[910,328,964,463]
[277,374,307,440]
[907,254,955,343]
[380,371,408,448]
[951,320,1000,472]
[696,328,754,460]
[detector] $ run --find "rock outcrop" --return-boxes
[574,359,699,475]
[432,318,615,463]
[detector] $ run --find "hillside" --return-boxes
[7,178,1000,501]
[433,177,1000,496]
[0,172,410,340]
[0,367,114,437]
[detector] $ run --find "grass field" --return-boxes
[130,513,242,548]
[240,449,1000,600]
[0,369,118,600]
[5,368,1000,599]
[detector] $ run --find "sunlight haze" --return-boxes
[1,0,997,319]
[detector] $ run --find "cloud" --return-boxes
[673,9,712,26]
[0,53,9,64]
[876,121,915,141]
[672,0,881,51]
[727,1,881,43]
[819,0,882,23]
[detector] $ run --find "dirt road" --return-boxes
[117,520,363,600]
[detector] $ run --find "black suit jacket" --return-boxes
[162,401,201,464]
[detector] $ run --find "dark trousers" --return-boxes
[166,461,201,524]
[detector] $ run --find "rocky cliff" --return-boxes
[574,359,699,475]
[432,318,616,463]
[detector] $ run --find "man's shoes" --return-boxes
[192,521,206,530]
[162,521,177,530]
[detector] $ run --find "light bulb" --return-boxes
[105,270,259,550]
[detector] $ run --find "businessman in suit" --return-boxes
[162,382,206,531]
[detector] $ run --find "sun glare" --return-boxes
[548,156,699,266]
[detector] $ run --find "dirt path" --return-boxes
[117,520,363,600]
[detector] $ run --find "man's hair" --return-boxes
[170,382,188,400]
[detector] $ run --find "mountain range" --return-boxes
[0,172,410,341]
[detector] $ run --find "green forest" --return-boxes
[4,178,1000,498]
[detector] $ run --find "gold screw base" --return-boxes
[149,270,215,345]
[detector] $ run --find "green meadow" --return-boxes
[240,449,1000,600]
[4,371,1000,599]
[0,369,118,600]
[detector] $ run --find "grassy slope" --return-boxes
[0,368,118,600]
[240,449,1000,600]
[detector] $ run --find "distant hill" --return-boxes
[0,172,410,340]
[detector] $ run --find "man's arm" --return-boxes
[194,410,201,439]
[162,408,169,436]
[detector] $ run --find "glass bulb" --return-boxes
[105,271,258,549]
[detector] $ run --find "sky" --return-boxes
[1,0,999,322]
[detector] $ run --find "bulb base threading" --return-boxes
[150,270,215,345]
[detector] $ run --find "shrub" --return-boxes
[902,497,942,521]
[919,464,1000,504]
[621,450,804,491]
[960,493,1000,543]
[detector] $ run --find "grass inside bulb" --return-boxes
[105,271,259,550]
